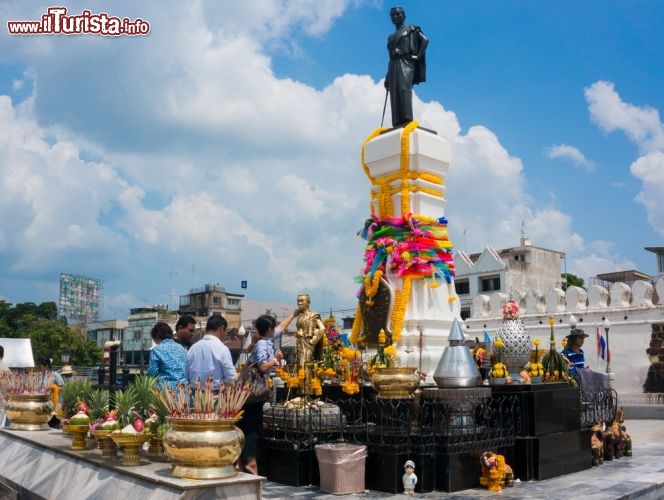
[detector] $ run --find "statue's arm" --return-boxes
[414,29,428,60]
[314,318,326,342]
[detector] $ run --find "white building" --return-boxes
[454,237,564,320]
[459,244,664,401]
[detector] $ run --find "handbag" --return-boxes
[238,360,271,404]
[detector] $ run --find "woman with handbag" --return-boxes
[237,311,297,474]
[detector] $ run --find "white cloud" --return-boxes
[0,95,131,278]
[546,144,597,172]
[585,81,664,239]
[631,151,664,237]
[585,80,664,154]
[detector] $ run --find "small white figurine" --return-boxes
[402,459,417,496]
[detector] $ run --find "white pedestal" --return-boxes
[362,127,460,381]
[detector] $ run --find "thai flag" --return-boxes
[598,328,612,362]
[599,334,607,360]
[596,326,601,357]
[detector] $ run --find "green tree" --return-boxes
[0,301,102,366]
[26,319,102,366]
[561,273,584,291]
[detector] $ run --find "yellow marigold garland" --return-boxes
[363,269,384,306]
[350,303,363,345]
[50,383,59,409]
[399,121,419,216]
[390,277,412,342]
[360,127,389,184]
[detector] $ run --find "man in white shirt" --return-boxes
[186,314,236,391]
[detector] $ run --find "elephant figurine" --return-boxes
[591,423,604,466]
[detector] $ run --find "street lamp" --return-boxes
[603,318,614,389]
[61,349,74,377]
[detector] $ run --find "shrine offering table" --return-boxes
[491,382,592,480]
[0,428,263,500]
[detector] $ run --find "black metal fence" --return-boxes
[580,387,618,427]
[260,391,522,457]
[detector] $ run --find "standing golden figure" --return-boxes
[294,294,325,368]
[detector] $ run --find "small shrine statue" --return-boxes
[402,460,417,495]
[295,294,326,368]
[479,451,514,491]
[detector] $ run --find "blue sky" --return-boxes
[0,1,662,319]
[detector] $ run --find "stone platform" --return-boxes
[261,420,664,499]
[0,428,263,500]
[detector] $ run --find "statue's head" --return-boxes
[390,6,405,24]
[296,294,311,310]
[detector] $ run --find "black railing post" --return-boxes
[109,344,119,407]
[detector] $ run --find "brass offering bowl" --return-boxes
[5,394,54,431]
[163,418,244,479]
[370,367,421,399]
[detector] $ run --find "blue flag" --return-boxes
[483,330,492,351]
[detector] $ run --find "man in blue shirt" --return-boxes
[186,314,237,390]
[562,328,589,375]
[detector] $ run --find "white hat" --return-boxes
[60,366,74,376]
[404,460,415,470]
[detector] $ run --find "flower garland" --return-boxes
[361,126,389,185]
[364,269,384,306]
[353,214,455,342]
[358,214,455,283]
[399,121,420,216]
[390,276,411,342]
[349,305,363,345]
[50,383,59,409]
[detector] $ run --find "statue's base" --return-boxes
[362,125,460,382]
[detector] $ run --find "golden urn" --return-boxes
[163,417,244,479]
[370,367,420,399]
[5,394,54,431]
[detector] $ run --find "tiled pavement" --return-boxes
[261,419,664,500]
